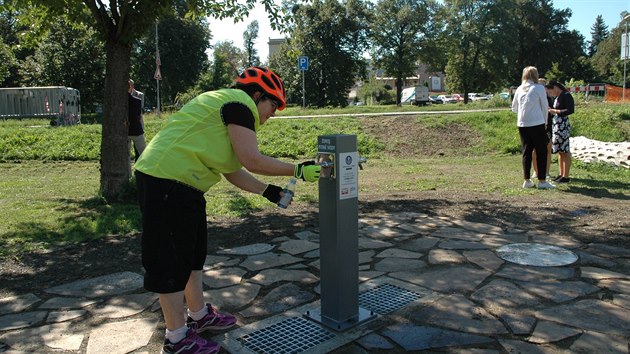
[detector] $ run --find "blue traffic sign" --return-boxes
[298,56,309,71]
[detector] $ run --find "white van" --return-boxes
[401,86,430,106]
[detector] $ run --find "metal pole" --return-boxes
[625,21,628,101]
[156,22,161,116]
[302,70,305,108]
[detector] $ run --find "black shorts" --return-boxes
[136,171,207,294]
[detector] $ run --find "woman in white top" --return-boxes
[511,66,555,189]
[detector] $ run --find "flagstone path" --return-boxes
[1,212,628,353]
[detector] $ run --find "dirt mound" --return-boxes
[360,116,482,157]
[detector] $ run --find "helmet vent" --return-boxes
[271,75,282,90]
[261,75,275,89]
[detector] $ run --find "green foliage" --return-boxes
[177,40,244,105]
[274,0,370,107]
[243,20,260,67]
[9,0,285,201]
[132,13,211,107]
[18,16,105,111]
[357,74,393,105]
[484,94,512,108]
[211,41,243,88]
[0,122,102,161]
[2,103,627,162]
[442,0,514,94]
[0,161,141,256]
[469,110,522,154]
[571,104,630,141]
[258,118,383,158]
[268,41,302,104]
[0,40,16,83]
[0,103,628,255]
[588,15,610,57]
[369,0,435,104]
[590,18,629,86]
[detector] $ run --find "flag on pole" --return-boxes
[154,49,162,80]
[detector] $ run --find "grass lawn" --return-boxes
[0,101,628,255]
[1,154,627,256]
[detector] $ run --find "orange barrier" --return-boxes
[604,84,630,102]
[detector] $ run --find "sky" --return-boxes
[207,5,283,62]
[208,0,629,62]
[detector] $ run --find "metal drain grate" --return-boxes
[359,283,421,314]
[238,317,336,354]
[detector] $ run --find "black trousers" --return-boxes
[135,171,207,294]
[518,124,548,180]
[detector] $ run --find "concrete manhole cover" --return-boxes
[496,243,578,267]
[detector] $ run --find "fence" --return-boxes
[603,84,630,102]
[0,86,81,125]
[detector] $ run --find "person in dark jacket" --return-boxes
[545,81,575,183]
[532,78,554,180]
[128,79,145,161]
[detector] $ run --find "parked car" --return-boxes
[468,93,489,101]
[429,95,443,104]
[451,93,465,102]
[437,94,458,104]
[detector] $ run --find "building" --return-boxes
[267,38,287,60]
[350,63,446,104]
[373,64,445,92]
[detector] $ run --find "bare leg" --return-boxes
[184,270,205,313]
[546,142,552,177]
[563,152,572,177]
[159,271,205,330]
[559,152,571,177]
[159,291,186,331]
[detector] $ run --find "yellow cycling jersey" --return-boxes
[135,89,259,192]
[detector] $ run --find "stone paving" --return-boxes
[1,212,629,353]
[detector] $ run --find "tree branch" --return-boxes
[83,0,115,38]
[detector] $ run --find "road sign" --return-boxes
[298,56,309,71]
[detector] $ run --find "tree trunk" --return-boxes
[100,40,131,201]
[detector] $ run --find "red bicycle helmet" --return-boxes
[236,66,286,110]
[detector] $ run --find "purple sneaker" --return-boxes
[187,304,237,333]
[161,327,220,354]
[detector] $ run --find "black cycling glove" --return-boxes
[262,184,283,203]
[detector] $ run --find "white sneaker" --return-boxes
[532,173,537,179]
[522,180,535,188]
[537,181,556,189]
